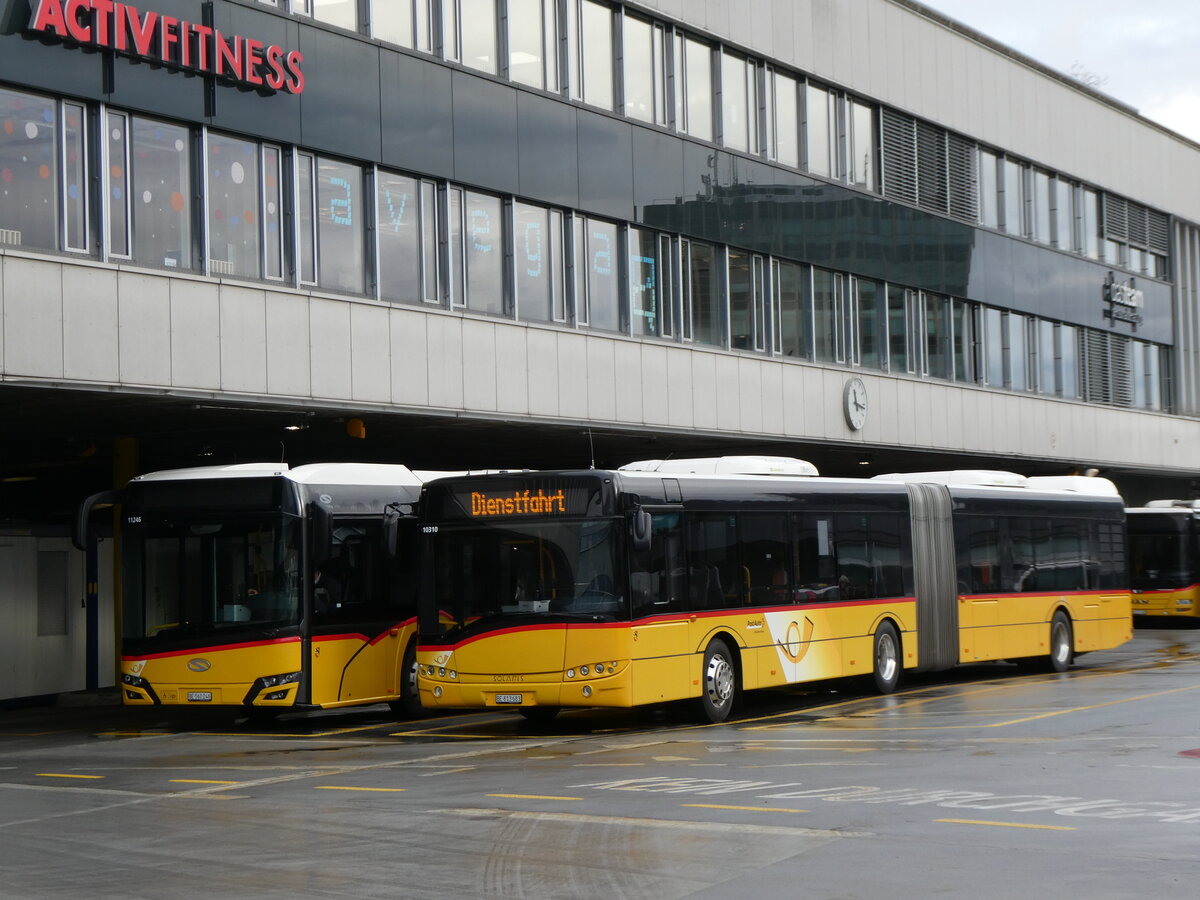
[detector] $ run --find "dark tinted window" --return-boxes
[686,513,740,610]
[631,513,685,617]
[740,514,790,606]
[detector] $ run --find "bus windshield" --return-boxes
[426,518,625,636]
[1129,523,1194,591]
[125,513,302,639]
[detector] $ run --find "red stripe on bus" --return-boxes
[122,636,301,661]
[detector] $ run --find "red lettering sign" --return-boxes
[27,0,305,95]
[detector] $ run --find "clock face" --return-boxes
[844,377,868,430]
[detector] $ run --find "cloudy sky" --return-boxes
[917,0,1200,143]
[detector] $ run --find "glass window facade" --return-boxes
[206,133,262,279]
[721,51,758,154]
[569,0,614,110]
[770,70,800,168]
[0,87,60,253]
[623,15,665,125]
[675,36,713,141]
[515,201,565,322]
[130,117,193,271]
[508,0,558,90]
[316,157,364,293]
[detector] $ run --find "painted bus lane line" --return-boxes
[569,776,1200,827]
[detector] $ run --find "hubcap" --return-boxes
[705,653,734,707]
[877,634,898,683]
[1053,622,1070,663]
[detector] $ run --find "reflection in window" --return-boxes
[951,300,973,383]
[769,70,800,168]
[131,117,193,271]
[1003,311,1027,391]
[887,285,910,374]
[728,250,765,351]
[848,98,875,191]
[62,102,87,252]
[457,0,498,74]
[312,0,357,30]
[721,51,758,154]
[568,0,614,110]
[1053,177,1074,250]
[674,35,713,141]
[262,146,283,279]
[451,189,505,315]
[206,133,261,279]
[774,259,811,359]
[812,267,837,362]
[978,148,999,229]
[982,307,1003,386]
[805,84,836,178]
[629,226,670,337]
[1081,188,1100,259]
[515,201,565,322]
[378,170,439,303]
[1037,318,1056,394]
[623,15,666,125]
[682,239,720,346]
[509,0,559,90]
[0,87,59,251]
[106,111,130,257]
[1057,324,1079,399]
[1031,169,1051,244]
[857,278,883,369]
[924,293,949,379]
[318,158,364,292]
[1001,158,1024,236]
[297,152,316,283]
[577,216,619,331]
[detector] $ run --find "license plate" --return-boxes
[494,693,523,704]
[187,691,213,702]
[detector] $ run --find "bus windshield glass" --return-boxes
[1129,519,1194,591]
[125,514,301,639]
[426,518,625,636]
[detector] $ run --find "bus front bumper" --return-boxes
[418,673,631,710]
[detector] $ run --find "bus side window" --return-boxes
[630,513,683,617]
[740,513,789,606]
[792,513,837,602]
[686,514,740,610]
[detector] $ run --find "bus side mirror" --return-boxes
[631,508,652,552]
[382,504,401,558]
[310,496,335,566]
[73,489,120,551]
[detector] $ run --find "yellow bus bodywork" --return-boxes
[417,590,1131,714]
[121,621,417,709]
[1131,585,1199,618]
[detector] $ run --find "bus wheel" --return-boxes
[518,706,560,722]
[388,641,423,719]
[698,638,737,724]
[872,622,902,694]
[1048,612,1074,673]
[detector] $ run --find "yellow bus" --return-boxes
[76,463,439,715]
[1128,501,1200,619]
[415,458,1131,723]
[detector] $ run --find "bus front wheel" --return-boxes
[388,641,423,719]
[698,638,737,724]
[1048,612,1074,673]
[872,622,902,694]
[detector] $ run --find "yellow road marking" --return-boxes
[315,786,407,793]
[682,803,808,814]
[988,684,1200,727]
[169,779,240,785]
[938,818,1075,831]
[488,793,582,801]
[36,773,103,780]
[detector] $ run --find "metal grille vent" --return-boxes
[1084,329,1112,404]
[917,121,948,213]
[1147,210,1170,254]
[1103,194,1128,242]
[881,108,918,206]
[1127,202,1149,247]
[946,133,978,222]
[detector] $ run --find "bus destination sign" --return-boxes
[470,489,567,518]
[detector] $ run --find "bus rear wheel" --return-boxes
[1048,611,1074,672]
[872,622,902,694]
[698,638,737,724]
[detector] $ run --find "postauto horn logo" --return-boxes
[186,658,212,673]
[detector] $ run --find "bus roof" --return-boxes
[131,462,431,488]
[619,456,819,477]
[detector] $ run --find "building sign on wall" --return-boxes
[1103,271,1144,330]
[27,0,305,94]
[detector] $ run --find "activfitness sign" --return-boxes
[27,0,305,94]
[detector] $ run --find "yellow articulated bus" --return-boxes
[1128,500,1200,619]
[415,458,1131,723]
[76,463,442,715]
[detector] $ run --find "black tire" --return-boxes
[872,622,902,694]
[1048,611,1074,673]
[697,638,738,724]
[518,706,560,722]
[388,640,423,718]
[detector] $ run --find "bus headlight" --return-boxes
[566,669,575,678]
[582,685,593,698]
